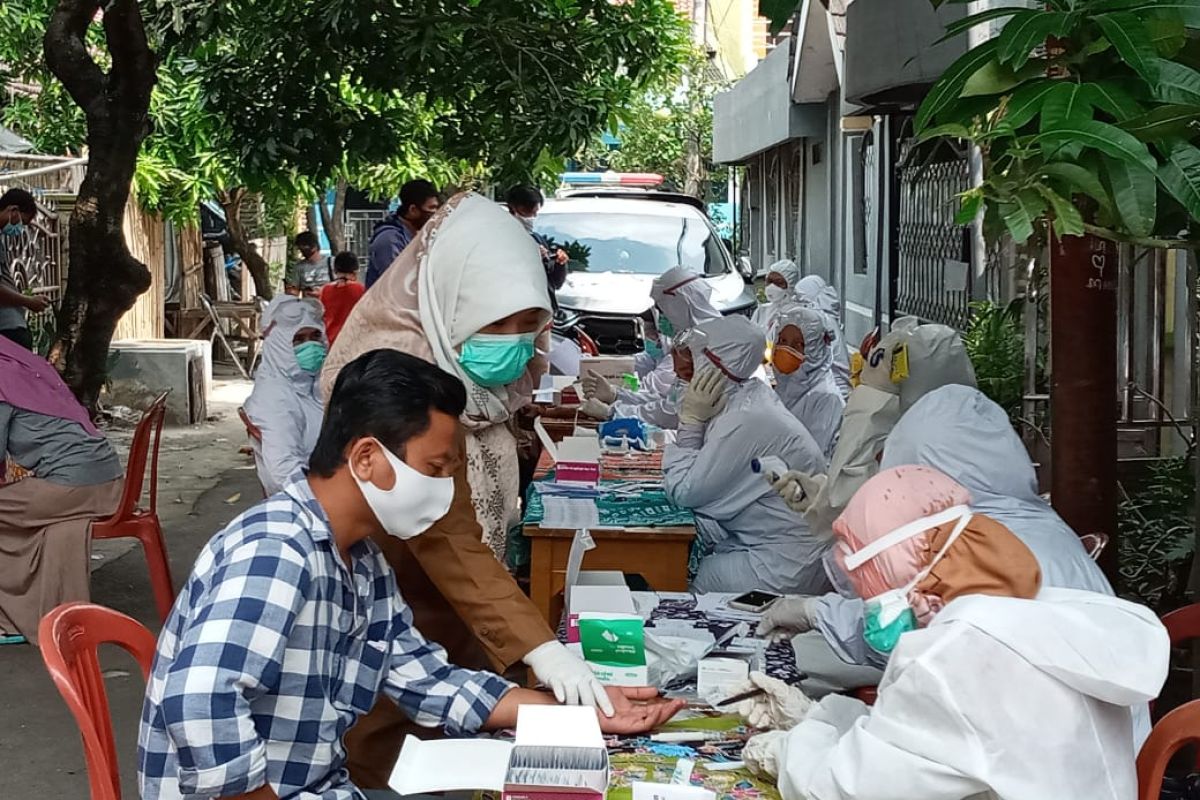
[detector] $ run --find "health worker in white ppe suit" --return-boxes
[244,296,328,495]
[771,306,845,460]
[793,275,852,398]
[736,465,1168,800]
[751,259,801,338]
[580,266,721,429]
[663,315,831,595]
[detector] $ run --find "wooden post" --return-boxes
[1050,233,1119,581]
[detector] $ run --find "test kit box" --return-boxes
[578,611,649,686]
[567,571,635,643]
[504,705,610,800]
[555,435,601,486]
[580,354,636,382]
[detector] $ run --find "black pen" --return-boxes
[714,673,809,707]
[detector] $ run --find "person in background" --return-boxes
[580,266,722,428]
[506,184,569,308]
[138,348,683,800]
[751,258,800,340]
[0,335,123,644]
[0,188,46,350]
[794,274,852,398]
[322,193,611,790]
[320,251,366,345]
[283,231,332,297]
[772,305,845,460]
[365,179,440,289]
[663,315,830,595]
[735,465,1166,800]
[244,296,327,496]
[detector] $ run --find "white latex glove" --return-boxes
[523,641,615,716]
[679,368,728,426]
[580,397,612,420]
[734,671,814,730]
[757,596,817,640]
[581,369,617,404]
[743,730,788,779]
[770,470,826,514]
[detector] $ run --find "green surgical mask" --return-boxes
[294,341,327,373]
[658,314,676,339]
[862,593,918,654]
[458,332,537,387]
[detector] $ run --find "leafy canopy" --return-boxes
[917,0,1200,246]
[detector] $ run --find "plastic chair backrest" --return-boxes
[38,602,157,800]
[109,391,169,522]
[1079,531,1109,562]
[1139,698,1200,799]
[238,406,263,443]
[1163,603,1200,647]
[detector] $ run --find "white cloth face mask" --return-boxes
[353,438,455,540]
[765,285,788,303]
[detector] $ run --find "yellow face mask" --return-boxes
[849,351,865,387]
[773,345,805,375]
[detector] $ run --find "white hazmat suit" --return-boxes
[663,316,831,594]
[752,259,801,338]
[243,296,326,495]
[773,306,845,460]
[771,589,1167,800]
[794,275,852,398]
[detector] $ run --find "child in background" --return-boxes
[320,251,367,345]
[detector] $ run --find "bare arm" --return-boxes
[484,687,685,735]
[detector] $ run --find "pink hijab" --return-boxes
[0,335,98,436]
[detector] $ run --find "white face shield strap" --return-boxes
[842,504,972,573]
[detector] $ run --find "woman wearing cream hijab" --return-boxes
[322,193,611,790]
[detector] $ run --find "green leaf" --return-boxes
[996,10,1075,70]
[1158,142,1200,219]
[1146,14,1188,57]
[915,122,971,143]
[1083,81,1144,121]
[1036,185,1086,237]
[933,7,1031,45]
[1000,199,1036,243]
[1093,1,1200,28]
[996,80,1058,132]
[1041,83,1094,129]
[915,39,1001,133]
[1039,162,1115,216]
[962,60,1022,97]
[1118,104,1200,140]
[1104,155,1158,237]
[1036,119,1157,171]
[1149,58,1200,104]
[1096,13,1161,83]
[955,188,985,225]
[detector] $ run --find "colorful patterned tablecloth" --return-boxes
[524,470,695,528]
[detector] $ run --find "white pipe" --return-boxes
[0,151,83,163]
[0,156,88,180]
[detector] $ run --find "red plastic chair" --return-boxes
[38,602,157,800]
[576,329,601,356]
[237,405,262,444]
[1138,698,1200,800]
[1162,604,1200,647]
[91,391,176,622]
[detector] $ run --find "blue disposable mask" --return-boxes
[3,222,24,238]
[459,332,537,387]
[294,340,327,373]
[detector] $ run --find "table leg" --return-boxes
[529,538,554,625]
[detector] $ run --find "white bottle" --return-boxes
[751,456,790,484]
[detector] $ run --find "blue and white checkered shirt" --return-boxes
[137,476,513,799]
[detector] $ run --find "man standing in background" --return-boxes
[506,184,568,309]
[0,188,46,350]
[284,231,332,297]
[365,179,441,288]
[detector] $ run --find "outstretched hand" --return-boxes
[597,686,686,735]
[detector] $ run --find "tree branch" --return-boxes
[103,0,157,101]
[44,0,107,117]
[1083,223,1200,252]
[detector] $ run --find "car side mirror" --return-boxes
[738,255,755,283]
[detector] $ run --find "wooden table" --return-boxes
[525,524,695,625]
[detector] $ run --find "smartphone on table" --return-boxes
[727,590,782,613]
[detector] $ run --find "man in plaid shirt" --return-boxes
[138,350,682,800]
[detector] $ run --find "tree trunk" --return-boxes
[44,0,156,409]
[218,187,274,300]
[305,203,319,238]
[318,178,348,253]
[1049,233,1119,582]
[683,130,706,199]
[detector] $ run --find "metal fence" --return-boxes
[894,137,975,330]
[344,210,387,263]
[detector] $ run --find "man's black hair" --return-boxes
[295,231,319,250]
[398,179,439,216]
[309,349,466,476]
[506,184,544,211]
[0,188,38,217]
[333,251,359,274]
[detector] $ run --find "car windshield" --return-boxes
[535,210,728,276]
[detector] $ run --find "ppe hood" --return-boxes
[934,588,1168,707]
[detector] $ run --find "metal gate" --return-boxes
[4,194,65,354]
[894,137,975,330]
[344,210,387,262]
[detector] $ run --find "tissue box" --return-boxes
[504,706,609,800]
[568,571,635,643]
[556,435,601,486]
